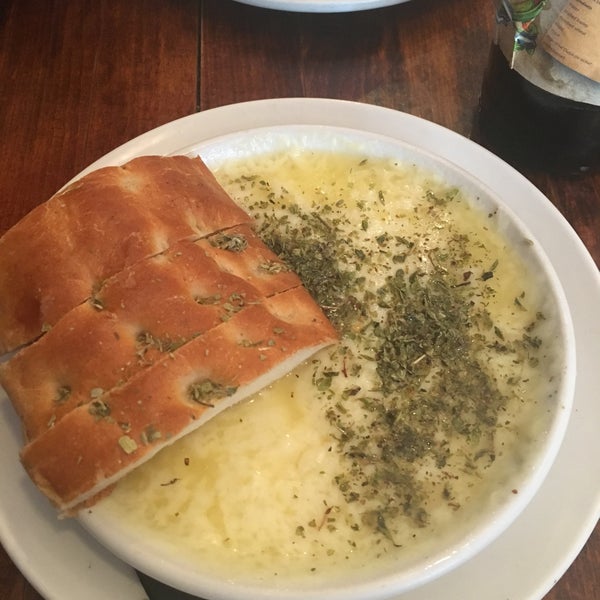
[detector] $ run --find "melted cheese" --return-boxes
[96,149,561,587]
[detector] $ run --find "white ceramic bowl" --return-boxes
[79,124,576,600]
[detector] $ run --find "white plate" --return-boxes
[1,99,598,600]
[79,124,575,600]
[232,0,411,13]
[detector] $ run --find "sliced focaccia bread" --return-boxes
[1,224,302,442]
[0,155,252,353]
[20,286,338,514]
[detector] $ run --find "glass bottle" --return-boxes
[476,0,600,174]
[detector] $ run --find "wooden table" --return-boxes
[0,1,598,598]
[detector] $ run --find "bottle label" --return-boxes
[495,0,600,106]
[542,0,600,83]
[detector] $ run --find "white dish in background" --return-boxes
[0,99,598,600]
[232,0,411,13]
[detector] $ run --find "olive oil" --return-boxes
[476,0,600,174]
[477,43,600,173]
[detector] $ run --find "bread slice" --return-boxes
[2,154,339,515]
[0,155,252,353]
[20,286,338,514]
[1,224,302,442]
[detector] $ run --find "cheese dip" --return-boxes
[98,148,561,587]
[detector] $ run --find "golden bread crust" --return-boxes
[1,225,302,442]
[20,287,337,512]
[0,155,252,353]
[0,155,339,513]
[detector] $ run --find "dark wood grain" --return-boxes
[200,0,491,136]
[0,0,198,232]
[0,0,597,599]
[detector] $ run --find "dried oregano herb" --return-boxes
[135,330,186,360]
[224,166,544,546]
[118,435,138,455]
[54,385,72,405]
[88,399,111,419]
[258,259,290,274]
[209,232,248,252]
[323,263,510,532]
[255,206,362,334]
[141,424,162,445]
[188,379,238,407]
